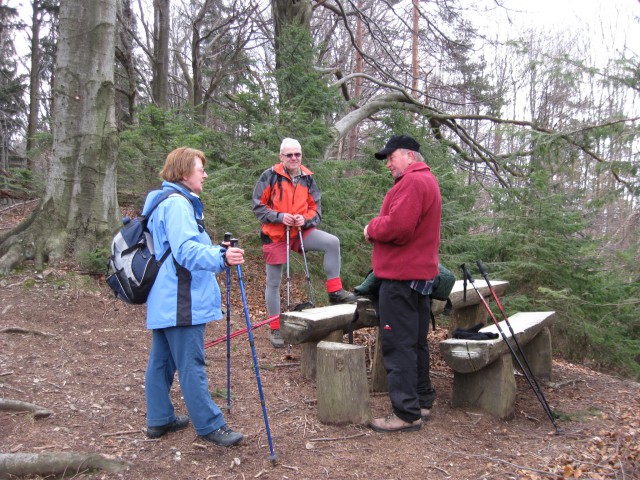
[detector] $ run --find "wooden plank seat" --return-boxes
[439,311,556,419]
[280,279,509,382]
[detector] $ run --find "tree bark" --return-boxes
[151,0,170,108]
[271,0,312,70]
[115,0,138,126]
[26,0,42,165]
[0,0,119,274]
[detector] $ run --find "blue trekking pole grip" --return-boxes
[230,238,277,464]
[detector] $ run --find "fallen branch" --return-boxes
[100,430,139,437]
[0,327,55,337]
[0,399,53,418]
[307,432,368,442]
[0,452,132,477]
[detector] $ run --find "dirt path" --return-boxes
[0,266,638,480]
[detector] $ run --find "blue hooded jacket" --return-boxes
[143,181,226,329]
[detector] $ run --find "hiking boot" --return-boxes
[328,289,357,304]
[146,415,190,439]
[370,413,421,433]
[421,408,432,421]
[199,424,243,447]
[270,329,285,348]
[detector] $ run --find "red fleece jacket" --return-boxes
[368,162,441,281]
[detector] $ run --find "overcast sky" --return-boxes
[472,0,639,62]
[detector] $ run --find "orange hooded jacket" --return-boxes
[252,163,322,244]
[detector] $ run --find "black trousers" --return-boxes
[378,280,436,423]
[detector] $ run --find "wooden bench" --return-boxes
[280,279,509,382]
[279,279,520,425]
[439,311,555,419]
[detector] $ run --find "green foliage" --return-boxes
[455,166,640,381]
[2,167,45,198]
[77,248,110,275]
[118,105,226,193]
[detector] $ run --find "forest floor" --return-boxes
[0,202,639,480]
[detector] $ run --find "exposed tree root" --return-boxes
[0,398,53,418]
[0,452,132,478]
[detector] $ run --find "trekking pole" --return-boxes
[297,228,316,307]
[204,315,279,350]
[230,238,277,464]
[459,263,560,433]
[286,226,291,311]
[476,260,559,430]
[224,232,232,413]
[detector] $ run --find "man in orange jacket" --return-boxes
[252,138,356,348]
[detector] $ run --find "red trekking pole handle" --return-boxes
[477,260,508,319]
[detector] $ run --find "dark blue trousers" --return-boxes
[145,324,226,435]
[378,280,436,423]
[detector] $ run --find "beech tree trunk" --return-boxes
[0,0,119,274]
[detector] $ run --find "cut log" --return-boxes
[0,452,132,478]
[316,341,371,425]
[300,330,343,380]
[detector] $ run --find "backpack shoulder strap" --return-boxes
[145,189,194,220]
[144,189,194,264]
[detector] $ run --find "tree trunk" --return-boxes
[270,0,313,106]
[115,0,138,127]
[271,0,312,69]
[0,0,119,274]
[151,0,170,108]
[26,0,42,166]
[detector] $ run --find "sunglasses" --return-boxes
[282,153,302,159]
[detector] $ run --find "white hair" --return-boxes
[280,138,302,153]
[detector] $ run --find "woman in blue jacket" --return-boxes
[143,147,244,447]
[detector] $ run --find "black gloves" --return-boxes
[452,323,499,340]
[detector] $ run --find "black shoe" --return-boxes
[199,424,243,447]
[329,289,357,304]
[147,415,190,439]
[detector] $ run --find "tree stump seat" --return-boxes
[439,311,556,419]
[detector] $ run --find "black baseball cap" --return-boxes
[374,135,421,159]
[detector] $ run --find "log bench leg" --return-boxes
[451,354,516,419]
[316,341,371,425]
[300,330,344,380]
[450,303,488,331]
[517,326,553,382]
[370,327,387,393]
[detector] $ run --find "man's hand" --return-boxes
[282,213,295,226]
[364,224,373,243]
[282,213,305,227]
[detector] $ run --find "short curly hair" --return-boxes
[159,147,206,182]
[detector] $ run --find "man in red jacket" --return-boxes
[364,135,442,432]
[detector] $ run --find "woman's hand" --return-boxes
[224,247,245,265]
